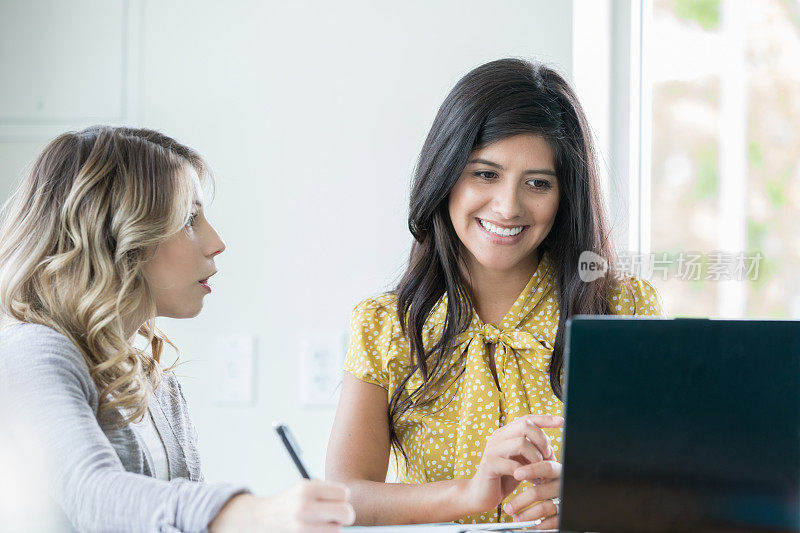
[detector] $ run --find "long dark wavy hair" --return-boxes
[389,58,627,458]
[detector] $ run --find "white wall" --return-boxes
[0,0,573,496]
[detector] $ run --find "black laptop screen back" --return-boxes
[560,318,800,533]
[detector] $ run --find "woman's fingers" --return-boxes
[494,415,563,437]
[301,480,350,502]
[286,480,355,526]
[301,500,356,525]
[492,416,559,461]
[524,414,564,429]
[479,456,526,479]
[489,415,563,464]
[534,515,559,530]
[472,414,564,514]
[505,478,559,515]
[493,435,545,465]
[521,420,555,460]
[510,495,559,523]
[512,458,562,482]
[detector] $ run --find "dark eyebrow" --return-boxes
[468,158,504,169]
[192,200,203,208]
[524,169,557,177]
[467,158,557,177]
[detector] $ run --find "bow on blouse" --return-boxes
[450,322,553,467]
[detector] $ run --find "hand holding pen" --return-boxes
[208,422,355,533]
[274,421,313,478]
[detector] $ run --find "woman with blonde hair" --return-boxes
[0,125,354,532]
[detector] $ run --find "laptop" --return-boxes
[558,317,800,533]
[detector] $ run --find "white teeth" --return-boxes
[479,219,524,236]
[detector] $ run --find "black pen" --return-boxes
[272,421,312,479]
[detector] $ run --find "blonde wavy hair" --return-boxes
[0,125,208,424]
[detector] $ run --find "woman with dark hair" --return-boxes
[326,58,663,527]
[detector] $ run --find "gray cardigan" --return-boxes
[0,322,247,532]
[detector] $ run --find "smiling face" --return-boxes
[447,133,559,279]
[141,167,226,319]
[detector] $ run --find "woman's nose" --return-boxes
[491,182,523,220]
[207,224,226,257]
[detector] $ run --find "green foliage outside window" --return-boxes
[673,0,721,30]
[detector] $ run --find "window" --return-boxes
[647,0,800,318]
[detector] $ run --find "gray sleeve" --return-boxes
[0,325,246,533]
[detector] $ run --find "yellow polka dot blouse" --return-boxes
[344,252,664,523]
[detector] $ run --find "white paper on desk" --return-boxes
[344,521,551,532]
[344,525,462,532]
[459,521,558,533]
[459,521,556,531]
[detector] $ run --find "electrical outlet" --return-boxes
[298,330,347,407]
[213,335,256,404]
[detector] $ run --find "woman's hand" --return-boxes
[209,480,355,533]
[461,414,563,515]
[504,459,562,529]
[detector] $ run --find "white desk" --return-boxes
[345,522,557,532]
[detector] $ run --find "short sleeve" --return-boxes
[343,295,398,391]
[610,277,665,317]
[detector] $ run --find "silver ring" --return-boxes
[551,497,561,515]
